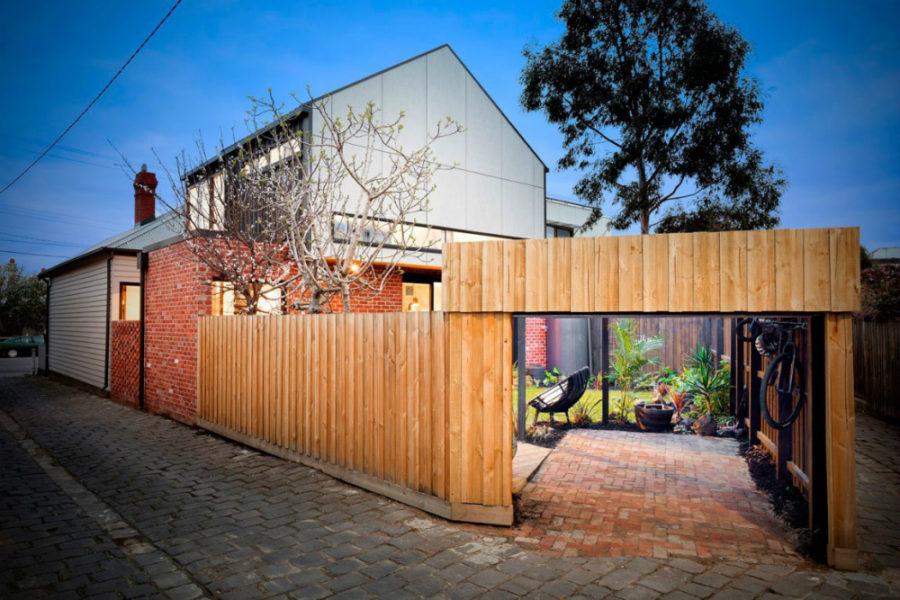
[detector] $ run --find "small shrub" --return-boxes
[570,401,593,427]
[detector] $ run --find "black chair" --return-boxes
[528,366,591,426]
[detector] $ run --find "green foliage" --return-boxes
[540,366,562,386]
[655,366,679,387]
[859,264,900,322]
[521,0,784,234]
[0,260,46,336]
[679,345,731,416]
[570,399,594,426]
[607,319,662,421]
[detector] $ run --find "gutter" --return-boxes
[103,252,113,392]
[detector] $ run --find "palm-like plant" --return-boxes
[680,345,730,416]
[606,319,663,421]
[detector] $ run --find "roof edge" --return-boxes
[41,247,140,280]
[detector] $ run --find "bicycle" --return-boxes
[736,318,808,430]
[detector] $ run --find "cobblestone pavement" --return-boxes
[1,376,897,599]
[855,413,900,572]
[506,430,799,561]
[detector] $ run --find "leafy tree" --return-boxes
[521,0,785,234]
[0,259,46,336]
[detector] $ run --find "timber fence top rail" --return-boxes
[441,227,860,314]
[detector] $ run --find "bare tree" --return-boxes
[281,96,461,312]
[153,91,460,314]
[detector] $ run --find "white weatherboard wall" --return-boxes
[320,46,546,241]
[47,253,140,390]
[47,257,108,389]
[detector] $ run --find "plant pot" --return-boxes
[634,402,675,432]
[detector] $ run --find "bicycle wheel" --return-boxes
[759,353,805,430]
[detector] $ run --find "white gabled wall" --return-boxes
[321,46,546,240]
[546,198,612,237]
[47,257,108,389]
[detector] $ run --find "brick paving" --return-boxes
[505,430,799,562]
[0,375,897,599]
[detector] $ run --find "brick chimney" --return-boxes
[133,164,157,225]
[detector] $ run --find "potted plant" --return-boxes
[634,382,676,431]
[680,345,731,435]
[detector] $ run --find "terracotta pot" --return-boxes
[634,403,675,432]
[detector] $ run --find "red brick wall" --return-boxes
[110,320,140,407]
[144,241,214,425]
[323,267,403,313]
[525,317,547,368]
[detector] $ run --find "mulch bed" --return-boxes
[522,419,642,448]
[742,444,815,556]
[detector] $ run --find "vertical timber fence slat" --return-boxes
[197,312,514,526]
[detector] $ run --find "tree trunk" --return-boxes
[636,156,651,234]
[309,290,322,314]
[340,282,351,314]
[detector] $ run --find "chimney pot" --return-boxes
[133,167,158,225]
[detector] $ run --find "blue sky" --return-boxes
[1,0,898,273]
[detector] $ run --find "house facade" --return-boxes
[44,45,608,424]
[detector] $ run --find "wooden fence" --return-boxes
[625,316,732,371]
[853,320,900,422]
[198,312,513,525]
[443,228,860,314]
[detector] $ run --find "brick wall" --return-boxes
[323,267,403,313]
[144,241,214,425]
[525,317,547,369]
[110,320,140,407]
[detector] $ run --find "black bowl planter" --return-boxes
[634,402,675,432]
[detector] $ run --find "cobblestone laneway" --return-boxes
[855,413,900,572]
[506,430,799,562]
[1,375,897,599]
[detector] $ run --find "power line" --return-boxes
[0,238,83,248]
[0,231,84,246]
[0,249,72,259]
[0,0,183,197]
[0,206,122,232]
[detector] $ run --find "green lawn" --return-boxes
[512,385,653,426]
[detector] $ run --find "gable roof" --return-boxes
[42,211,180,278]
[184,44,547,180]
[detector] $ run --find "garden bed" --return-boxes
[741,443,814,556]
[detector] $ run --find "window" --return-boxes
[402,272,442,312]
[119,283,141,320]
[546,224,574,238]
[211,281,283,315]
